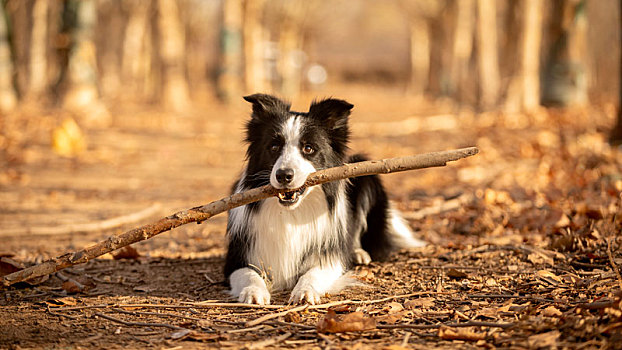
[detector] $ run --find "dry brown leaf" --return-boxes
[542,305,563,317]
[527,330,560,348]
[45,297,77,306]
[112,246,140,260]
[536,270,563,286]
[438,326,485,341]
[317,310,376,333]
[0,257,23,277]
[404,297,435,309]
[447,268,469,279]
[385,302,404,314]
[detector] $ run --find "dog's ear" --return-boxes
[308,98,353,129]
[243,94,290,119]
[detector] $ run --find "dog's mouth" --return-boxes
[277,186,307,206]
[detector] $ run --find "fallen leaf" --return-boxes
[112,246,140,260]
[376,311,407,324]
[438,326,485,341]
[45,297,77,306]
[317,310,376,333]
[62,280,84,294]
[169,329,191,340]
[447,268,469,279]
[536,270,563,286]
[0,257,23,277]
[385,302,404,314]
[527,330,560,348]
[542,305,562,317]
[284,311,301,323]
[404,297,435,309]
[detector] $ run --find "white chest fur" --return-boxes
[250,186,337,290]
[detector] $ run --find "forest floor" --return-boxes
[1,86,621,349]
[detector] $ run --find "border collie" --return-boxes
[225,94,424,305]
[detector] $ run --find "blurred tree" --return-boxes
[276,0,306,97]
[449,0,475,104]
[608,0,622,144]
[0,2,17,112]
[157,0,190,111]
[27,0,48,99]
[519,0,543,112]
[216,0,243,102]
[61,0,110,126]
[476,0,500,109]
[401,0,445,96]
[121,0,153,100]
[541,0,588,107]
[243,0,267,94]
[97,0,124,100]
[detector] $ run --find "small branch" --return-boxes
[2,147,477,287]
[94,312,185,330]
[0,203,162,237]
[247,332,292,349]
[378,320,514,330]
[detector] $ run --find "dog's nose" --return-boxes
[275,168,294,185]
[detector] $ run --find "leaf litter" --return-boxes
[1,105,621,348]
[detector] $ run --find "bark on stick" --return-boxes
[2,147,478,287]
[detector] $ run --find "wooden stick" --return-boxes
[1,147,478,287]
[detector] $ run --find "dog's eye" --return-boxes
[270,144,280,153]
[302,144,314,155]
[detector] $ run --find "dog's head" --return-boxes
[243,93,353,208]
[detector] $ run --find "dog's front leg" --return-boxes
[229,268,271,305]
[289,262,344,305]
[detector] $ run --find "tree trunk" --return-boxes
[243,0,267,94]
[62,0,110,126]
[277,1,306,98]
[0,3,17,112]
[157,0,190,112]
[216,0,243,102]
[608,0,622,144]
[121,0,149,99]
[408,19,430,96]
[520,0,543,112]
[449,0,475,104]
[28,0,48,99]
[476,0,500,109]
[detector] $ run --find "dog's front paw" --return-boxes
[239,285,271,305]
[289,284,321,305]
[353,248,372,265]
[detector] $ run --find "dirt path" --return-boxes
[1,91,620,348]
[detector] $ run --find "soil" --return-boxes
[1,86,621,349]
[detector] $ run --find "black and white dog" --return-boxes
[224,94,423,305]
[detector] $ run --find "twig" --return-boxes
[247,332,292,349]
[244,293,433,327]
[378,320,514,330]
[0,203,162,237]
[2,147,478,287]
[245,304,310,327]
[94,312,185,330]
[606,237,622,290]
[111,308,205,322]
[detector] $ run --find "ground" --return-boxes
[1,86,621,349]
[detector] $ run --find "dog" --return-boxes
[224,94,424,305]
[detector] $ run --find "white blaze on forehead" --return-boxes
[283,116,302,145]
[270,115,316,190]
